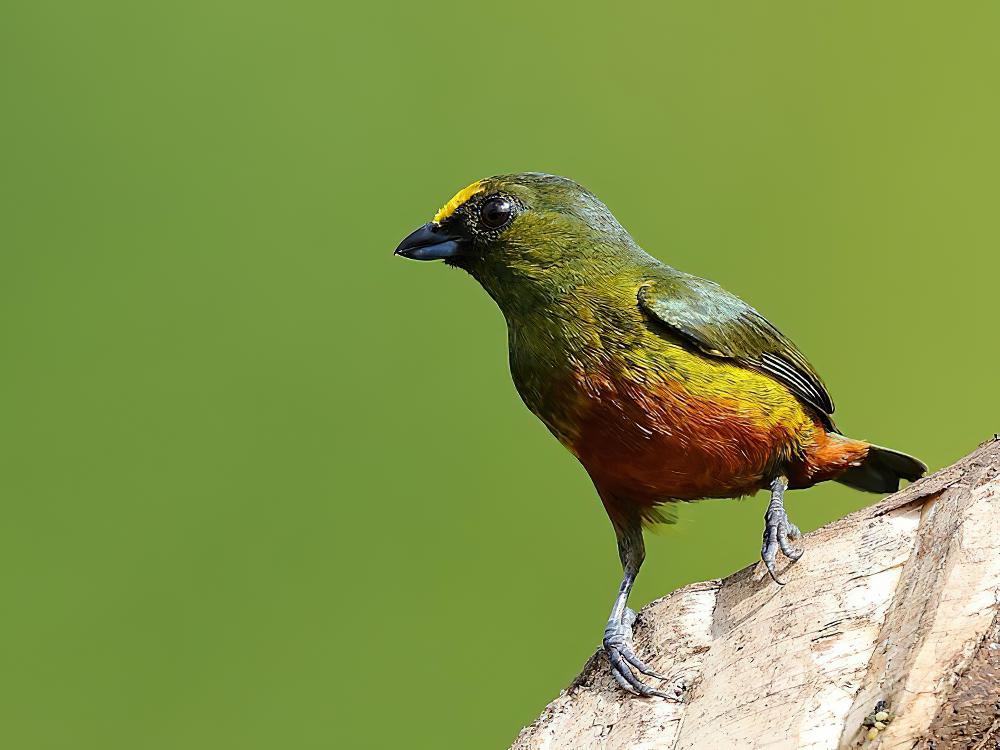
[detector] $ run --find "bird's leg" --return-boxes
[602,522,683,701]
[761,475,803,584]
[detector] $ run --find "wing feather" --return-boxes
[637,272,835,425]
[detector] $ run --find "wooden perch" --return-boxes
[512,438,1000,750]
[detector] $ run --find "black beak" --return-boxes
[393,222,464,261]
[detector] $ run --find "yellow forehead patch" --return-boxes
[432,180,484,224]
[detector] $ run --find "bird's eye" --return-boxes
[479,196,514,230]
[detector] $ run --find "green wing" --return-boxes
[637,270,836,427]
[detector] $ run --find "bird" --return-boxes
[393,172,925,700]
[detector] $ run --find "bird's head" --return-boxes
[394,173,645,310]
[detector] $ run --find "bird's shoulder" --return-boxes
[634,264,836,423]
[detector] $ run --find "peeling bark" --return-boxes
[512,439,1000,750]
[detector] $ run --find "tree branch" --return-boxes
[512,438,1000,750]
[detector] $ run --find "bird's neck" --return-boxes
[463,253,633,320]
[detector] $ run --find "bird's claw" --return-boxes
[761,506,803,585]
[603,608,684,701]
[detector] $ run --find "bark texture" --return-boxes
[512,438,1000,750]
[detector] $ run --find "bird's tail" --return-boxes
[835,441,927,494]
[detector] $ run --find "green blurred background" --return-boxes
[2,2,997,748]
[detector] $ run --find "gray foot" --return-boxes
[761,503,803,585]
[603,608,684,701]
